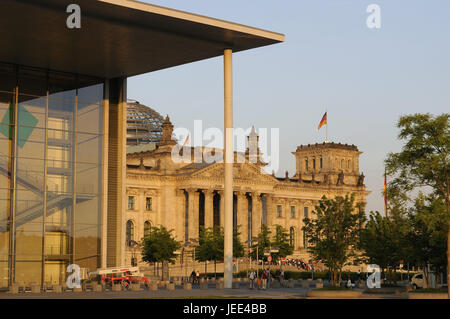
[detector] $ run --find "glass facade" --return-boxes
[0,62,104,288]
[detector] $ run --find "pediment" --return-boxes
[191,162,276,182]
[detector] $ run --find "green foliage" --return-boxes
[272,225,294,261]
[385,113,449,289]
[360,211,409,270]
[385,113,449,203]
[195,226,245,263]
[408,194,449,271]
[195,227,223,263]
[141,225,181,264]
[247,224,293,261]
[302,194,365,286]
[249,225,272,260]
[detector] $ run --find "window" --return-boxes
[144,221,151,237]
[290,206,295,218]
[304,207,309,219]
[277,205,282,218]
[128,196,135,210]
[126,220,134,246]
[320,157,323,169]
[313,158,316,170]
[146,197,152,211]
[305,158,309,172]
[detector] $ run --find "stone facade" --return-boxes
[124,118,370,266]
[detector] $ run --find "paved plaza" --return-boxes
[0,284,408,300]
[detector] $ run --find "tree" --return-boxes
[302,194,365,286]
[407,193,449,288]
[360,211,409,284]
[141,225,181,281]
[195,226,244,279]
[385,113,449,293]
[271,225,294,262]
[249,225,272,261]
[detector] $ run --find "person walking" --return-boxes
[262,269,268,290]
[195,270,200,285]
[249,269,255,289]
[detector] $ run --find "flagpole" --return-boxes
[384,168,388,217]
[326,108,328,143]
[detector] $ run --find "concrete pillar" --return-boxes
[204,189,214,230]
[223,48,233,289]
[106,77,127,267]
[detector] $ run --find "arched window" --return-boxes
[144,221,151,237]
[289,227,295,247]
[126,220,134,246]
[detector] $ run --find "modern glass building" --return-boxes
[0,64,104,287]
[0,0,283,289]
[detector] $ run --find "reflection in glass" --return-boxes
[0,64,104,288]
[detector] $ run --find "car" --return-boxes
[411,273,423,289]
[410,273,448,290]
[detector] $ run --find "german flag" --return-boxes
[318,112,327,130]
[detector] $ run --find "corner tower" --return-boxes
[292,142,364,186]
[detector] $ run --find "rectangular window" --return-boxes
[146,197,152,211]
[290,206,295,218]
[304,207,309,219]
[277,205,282,218]
[128,196,135,210]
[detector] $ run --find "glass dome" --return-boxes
[126,100,165,145]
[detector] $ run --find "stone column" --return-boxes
[177,189,186,243]
[237,192,248,244]
[187,189,197,241]
[218,190,225,229]
[252,193,262,235]
[265,194,274,233]
[204,189,214,230]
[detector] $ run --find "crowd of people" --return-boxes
[248,268,286,290]
[282,259,312,271]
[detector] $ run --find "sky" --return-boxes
[127,0,450,214]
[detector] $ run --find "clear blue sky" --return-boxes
[128,0,450,214]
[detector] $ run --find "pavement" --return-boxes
[0,283,409,299]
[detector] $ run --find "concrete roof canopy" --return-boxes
[0,0,284,79]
